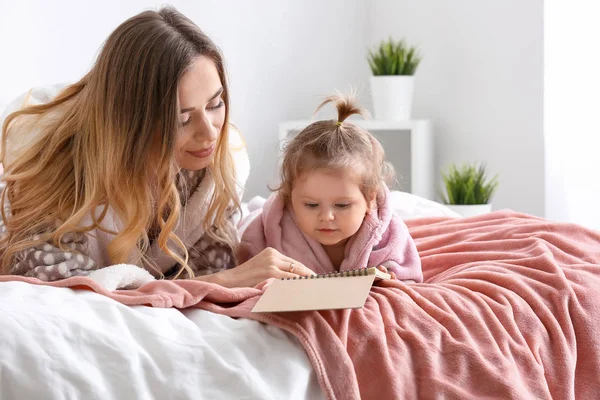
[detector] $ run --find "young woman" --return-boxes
[0,6,312,287]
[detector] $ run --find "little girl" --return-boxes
[238,94,422,283]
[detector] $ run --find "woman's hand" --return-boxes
[198,247,315,288]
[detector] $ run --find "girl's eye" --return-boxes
[181,116,192,127]
[335,204,350,209]
[304,203,319,208]
[207,100,224,111]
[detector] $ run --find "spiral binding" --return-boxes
[282,267,374,280]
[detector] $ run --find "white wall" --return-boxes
[545,1,600,230]
[367,0,545,216]
[0,0,369,200]
[0,1,548,216]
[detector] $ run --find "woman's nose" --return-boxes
[193,114,218,141]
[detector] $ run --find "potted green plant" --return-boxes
[367,37,421,120]
[440,163,499,217]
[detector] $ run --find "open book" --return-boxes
[252,267,391,313]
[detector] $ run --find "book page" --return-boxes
[252,274,377,313]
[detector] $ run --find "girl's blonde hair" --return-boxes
[0,6,240,277]
[278,93,394,201]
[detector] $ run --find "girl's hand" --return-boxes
[199,247,315,288]
[376,265,397,280]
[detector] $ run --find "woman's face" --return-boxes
[175,56,226,170]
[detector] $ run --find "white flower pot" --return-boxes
[370,75,415,120]
[446,204,492,218]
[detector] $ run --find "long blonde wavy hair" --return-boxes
[0,7,240,277]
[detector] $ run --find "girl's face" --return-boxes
[290,168,374,249]
[175,56,226,170]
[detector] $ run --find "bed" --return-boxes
[0,192,455,399]
[0,280,322,399]
[1,192,599,400]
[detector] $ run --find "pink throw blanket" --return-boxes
[2,210,599,399]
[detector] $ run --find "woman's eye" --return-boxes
[207,100,224,111]
[181,116,192,127]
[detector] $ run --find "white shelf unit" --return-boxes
[278,119,435,200]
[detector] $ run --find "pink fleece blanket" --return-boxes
[2,210,600,399]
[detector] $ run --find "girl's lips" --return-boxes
[188,144,215,158]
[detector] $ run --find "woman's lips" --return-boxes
[188,144,215,158]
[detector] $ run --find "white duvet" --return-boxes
[0,281,324,400]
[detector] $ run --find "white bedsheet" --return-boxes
[0,281,324,400]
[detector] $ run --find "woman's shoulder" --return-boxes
[1,83,70,122]
[227,124,250,191]
[2,83,60,109]
[1,83,70,166]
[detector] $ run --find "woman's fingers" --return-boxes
[273,271,303,280]
[277,259,314,276]
[262,247,315,276]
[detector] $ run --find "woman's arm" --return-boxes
[193,247,315,288]
[9,232,99,281]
